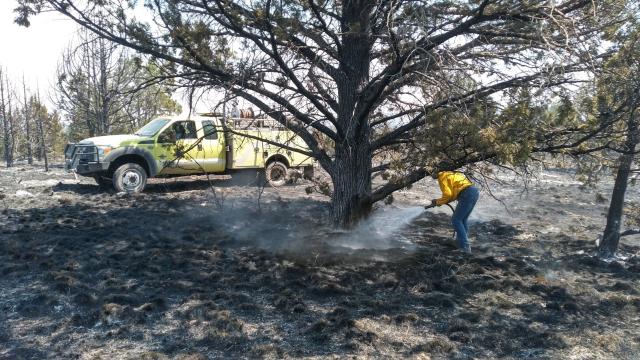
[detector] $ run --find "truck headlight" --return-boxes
[97,145,113,157]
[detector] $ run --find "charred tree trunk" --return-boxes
[598,111,639,259]
[39,119,48,171]
[22,76,32,165]
[33,102,41,161]
[36,91,48,172]
[0,68,12,167]
[330,141,373,227]
[329,0,374,228]
[98,38,111,135]
[7,76,15,163]
[84,41,96,137]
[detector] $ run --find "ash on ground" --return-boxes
[1,164,639,359]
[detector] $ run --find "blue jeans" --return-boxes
[452,186,479,251]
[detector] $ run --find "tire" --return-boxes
[265,161,288,187]
[112,163,147,193]
[93,175,112,190]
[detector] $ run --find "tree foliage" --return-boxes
[15,0,630,226]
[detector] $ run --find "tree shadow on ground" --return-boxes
[1,197,639,358]
[51,175,310,195]
[52,182,105,195]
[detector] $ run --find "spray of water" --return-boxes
[199,201,429,256]
[332,206,425,250]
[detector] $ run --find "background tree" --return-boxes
[21,75,32,165]
[34,90,48,171]
[56,30,181,140]
[0,67,14,167]
[593,28,640,259]
[119,61,183,133]
[48,111,66,158]
[1,68,64,166]
[32,98,65,158]
[17,0,628,226]
[58,30,128,136]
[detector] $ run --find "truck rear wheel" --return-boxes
[113,163,147,193]
[266,161,288,187]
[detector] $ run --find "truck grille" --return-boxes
[65,144,99,170]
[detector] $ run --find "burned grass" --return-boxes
[0,165,639,358]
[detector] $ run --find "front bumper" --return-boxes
[64,143,109,176]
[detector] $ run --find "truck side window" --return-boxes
[179,121,198,139]
[158,129,176,143]
[159,121,198,142]
[202,120,218,140]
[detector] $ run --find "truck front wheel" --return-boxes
[266,161,288,187]
[113,163,147,193]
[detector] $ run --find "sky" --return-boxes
[0,2,209,116]
[0,1,78,104]
[0,1,231,117]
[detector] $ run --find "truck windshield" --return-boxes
[135,118,170,137]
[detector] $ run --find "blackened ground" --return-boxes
[0,164,639,359]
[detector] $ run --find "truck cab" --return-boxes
[64,114,315,192]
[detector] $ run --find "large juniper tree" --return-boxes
[15,0,626,226]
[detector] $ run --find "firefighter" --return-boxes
[426,170,480,253]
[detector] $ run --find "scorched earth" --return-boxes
[0,164,639,359]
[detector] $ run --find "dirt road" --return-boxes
[1,164,639,359]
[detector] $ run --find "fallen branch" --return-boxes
[620,229,640,237]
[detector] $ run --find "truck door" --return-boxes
[156,120,202,174]
[199,120,225,173]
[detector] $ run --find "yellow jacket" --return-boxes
[435,171,473,205]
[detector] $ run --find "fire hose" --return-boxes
[424,202,455,212]
[424,202,457,239]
